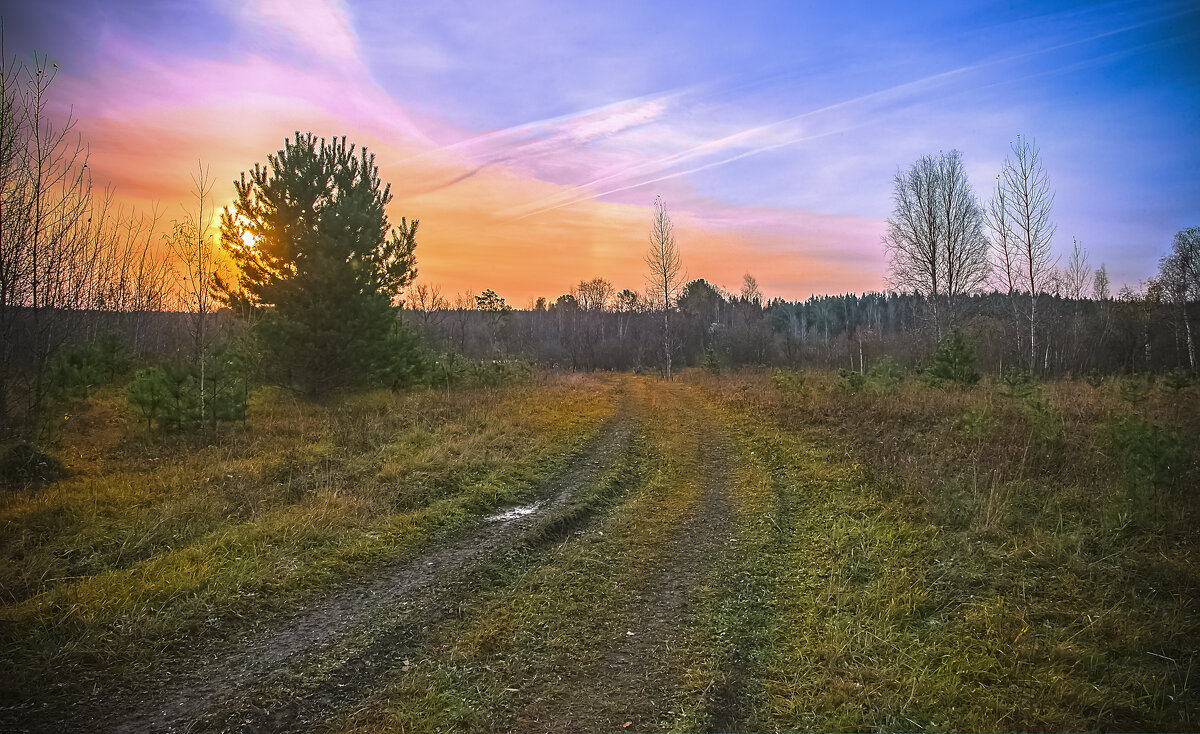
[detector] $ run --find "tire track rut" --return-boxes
[31,399,636,734]
[522,399,734,734]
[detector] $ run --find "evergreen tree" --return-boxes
[218,132,418,393]
[926,330,981,386]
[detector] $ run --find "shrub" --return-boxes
[770,369,807,395]
[431,353,468,393]
[837,368,866,392]
[956,405,998,441]
[205,343,250,425]
[427,354,532,392]
[1000,366,1036,399]
[1161,367,1193,394]
[47,333,134,401]
[469,359,533,388]
[1105,414,1192,492]
[1021,395,1063,448]
[866,356,904,389]
[125,344,249,431]
[379,324,429,391]
[0,442,66,486]
[126,366,175,431]
[924,331,980,387]
[1118,374,1150,405]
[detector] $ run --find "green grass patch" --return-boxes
[686,369,1198,731]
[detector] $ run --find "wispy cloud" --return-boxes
[228,0,360,67]
[501,2,1198,220]
[405,88,693,173]
[504,64,986,219]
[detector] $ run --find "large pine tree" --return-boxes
[219,132,418,393]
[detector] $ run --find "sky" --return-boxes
[5,0,1199,304]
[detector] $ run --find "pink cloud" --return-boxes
[43,1,887,304]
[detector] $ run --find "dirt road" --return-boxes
[517,414,733,733]
[9,379,749,734]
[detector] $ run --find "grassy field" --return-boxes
[2,369,1197,732]
[1,374,619,707]
[688,369,1199,731]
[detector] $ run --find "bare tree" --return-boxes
[93,198,170,316]
[645,195,684,379]
[1062,238,1091,300]
[406,281,449,330]
[575,277,613,311]
[0,42,30,429]
[1061,238,1092,371]
[986,174,1024,366]
[998,135,1056,371]
[0,37,184,431]
[1093,264,1111,302]
[167,161,221,424]
[740,272,762,305]
[448,290,472,352]
[986,175,1016,296]
[1086,263,1114,369]
[884,150,988,342]
[0,47,97,427]
[885,156,940,337]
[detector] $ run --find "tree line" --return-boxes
[401,259,1198,378]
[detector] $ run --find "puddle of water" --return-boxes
[487,500,544,522]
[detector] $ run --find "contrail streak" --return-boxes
[506,2,1196,219]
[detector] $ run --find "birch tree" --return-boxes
[645,195,684,379]
[884,150,988,343]
[1062,238,1092,371]
[997,135,1056,371]
[167,161,221,424]
[1159,227,1199,370]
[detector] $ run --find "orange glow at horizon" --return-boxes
[50,32,888,307]
[74,110,887,305]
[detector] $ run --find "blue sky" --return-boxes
[6,0,1199,299]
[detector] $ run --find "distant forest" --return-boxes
[401,274,1196,377]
